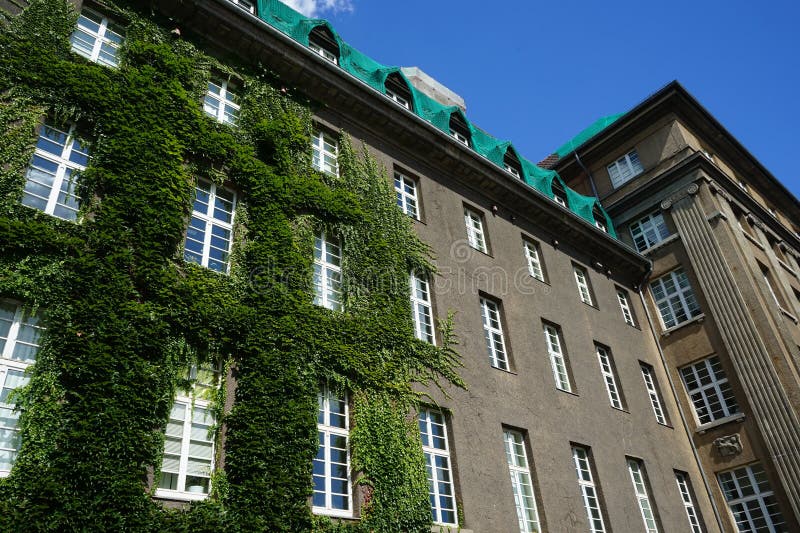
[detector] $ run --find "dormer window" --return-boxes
[227,0,255,13]
[385,73,413,111]
[309,26,339,65]
[503,149,522,180]
[449,113,471,147]
[593,207,608,233]
[552,181,568,208]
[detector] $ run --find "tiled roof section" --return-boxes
[538,153,560,169]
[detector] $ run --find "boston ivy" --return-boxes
[0,1,464,531]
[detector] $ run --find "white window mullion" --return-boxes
[628,459,659,533]
[410,273,435,344]
[617,290,635,326]
[419,409,456,526]
[641,364,667,425]
[676,472,702,533]
[596,346,622,409]
[544,325,570,392]
[523,241,544,281]
[573,266,593,305]
[572,446,606,533]
[481,298,508,371]
[503,430,541,533]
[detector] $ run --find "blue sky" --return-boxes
[283,0,800,198]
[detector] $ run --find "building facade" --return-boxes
[1,1,795,532]
[551,82,800,532]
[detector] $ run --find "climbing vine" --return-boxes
[0,1,463,531]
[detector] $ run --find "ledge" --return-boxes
[696,413,746,435]
[662,314,705,336]
[779,306,798,324]
[432,527,473,533]
[741,230,765,250]
[777,258,797,278]
[642,233,680,255]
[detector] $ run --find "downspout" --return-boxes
[637,264,726,532]
[574,151,600,199]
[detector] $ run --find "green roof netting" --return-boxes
[256,0,617,237]
[554,113,625,157]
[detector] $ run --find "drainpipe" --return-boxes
[574,151,600,199]
[638,272,726,532]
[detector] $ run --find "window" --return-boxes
[308,26,339,64]
[650,268,701,329]
[504,149,522,180]
[593,207,608,233]
[630,211,670,252]
[385,73,413,110]
[449,113,471,147]
[410,273,435,344]
[0,302,43,476]
[571,446,606,533]
[157,364,219,499]
[523,240,545,282]
[157,400,215,499]
[227,0,255,13]
[419,409,456,526]
[640,363,667,425]
[503,430,541,533]
[675,471,703,533]
[679,356,739,425]
[573,265,594,306]
[394,171,419,219]
[184,180,236,273]
[69,10,124,68]
[314,386,351,516]
[718,464,786,533]
[312,130,338,176]
[464,207,488,253]
[203,79,240,126]
[543,324,571,392]
[552,181,568,208]
[596,345,623,410]
[627,459,659,533]
[617,289,636,326]
[737,179,748,192]
[607,149,643,188]
[22,123,88,221]
[760,264,783,308]
[313,232,343,311]
[481,297,509,371]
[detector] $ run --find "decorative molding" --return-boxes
[660,183,699,210]
[713,434,743,457]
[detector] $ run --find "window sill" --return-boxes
[432,525,472,533]
[313,508,355,519]
[491,366,518,375]
[468,246,493,258]
[581,300,598,310]
[661,314,705,336]
[558,388,579,397]
[696,413,746,435]
[777,258,797,278]
[154,489,209,502]
[741,230,765,250]
[640,233,680,255]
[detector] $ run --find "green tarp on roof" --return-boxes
[256,0,617,237]
[555,113,625,157]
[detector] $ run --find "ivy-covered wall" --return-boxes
[0,1,464,530]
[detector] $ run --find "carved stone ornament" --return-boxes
[714,434,743,457]
[660,183,700,210]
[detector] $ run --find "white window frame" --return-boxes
[544,324,571,392]
[679,356,739,425]
[572,446,606,533]
[314,386,352,517]
[630,211,670,253]
[419,408,457,526]
[227,0,255,13]
[312,130,339,176]
[451,129,470,146]
[204,79,240,126]
[309,42,338,64]
[718,464,786,533]
[410,273,435,344]
[607,149,643,188]
[650,269,701,329]
[573,265,594,306]
[503,429,541,533]
[596,345,622,410]
[22,123,88,221]
[184,179,236,274]
[313,232,343,311]
[617,289,635,326]
[504,164,521,179]
[394,172,419,219]
[385,88,411,110]
[675,471,703,533]
[627,459,659,533]
[0,302,43,477]
[69,10,124,68]
[523,240,544,282]
[155,397,215,501]
[464,207,487,253]
[640,363,667,425]
[553,193,567,208]
[595,219,608,233]
[481,297,509,371]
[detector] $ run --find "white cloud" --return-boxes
[280,0,354,17]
